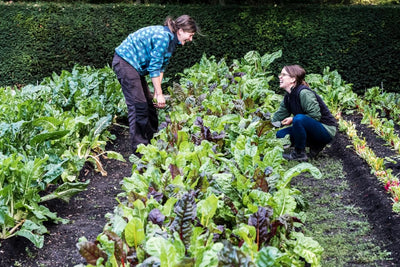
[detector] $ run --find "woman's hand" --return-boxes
[152,74,165,108]
[154,93,166,108]
[281,117,293,126]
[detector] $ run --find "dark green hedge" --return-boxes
[1,2,399,94]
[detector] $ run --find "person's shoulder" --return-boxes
[151,26,172,39]
[137,25,163,34]
[299,87,316,99]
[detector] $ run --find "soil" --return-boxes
[1,113,400,267]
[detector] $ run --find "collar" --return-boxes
[164,26,181,46]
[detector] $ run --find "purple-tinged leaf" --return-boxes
[169,164,181,180]
[148,208,165,227]
[78,240,107,265]
[148,187,163,203]
[104,230,126,264]
[170,190,197,248]
[248,206,273,249]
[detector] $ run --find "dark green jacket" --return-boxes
[272,85,337,138]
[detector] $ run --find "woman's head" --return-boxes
[279,65,308,91]
[164,15,199,45]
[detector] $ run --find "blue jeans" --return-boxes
[276,114,332,150]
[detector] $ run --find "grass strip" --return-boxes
[291,157,391,266]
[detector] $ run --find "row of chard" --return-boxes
[77,51,327,267]
[77,52,373,266]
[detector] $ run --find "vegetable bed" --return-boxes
[1,51,400,266]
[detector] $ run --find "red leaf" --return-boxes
[78,241,108,265]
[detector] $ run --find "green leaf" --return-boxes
[146,236,183,267]
[244,51,261,65]
[40,180,89,203]
[92,115,112,137]
[261,50,282,69]
[31,116,63,130]
[124,217,145,249]
[232,224,256,249]
[30,130,70,146]
[15,219,47,248]
[291,232,324,267]
[278,162,322,189]
[256,246,285,267]
[197,194,218,227]
[271,188,297,217]
[106,151,126,162]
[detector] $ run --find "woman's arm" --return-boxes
[300,90,321,120]
[152,73,165,108]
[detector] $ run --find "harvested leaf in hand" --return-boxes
[271,121,281,128]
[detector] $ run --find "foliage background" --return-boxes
[0,2,399,94]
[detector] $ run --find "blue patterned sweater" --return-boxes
[115,25,179,78]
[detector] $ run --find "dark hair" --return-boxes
[283,65,309,87]
[164,15,199,34]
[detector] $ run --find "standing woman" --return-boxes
[272,65,337,161]
[112,15,199,154]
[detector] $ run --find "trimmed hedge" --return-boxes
[1,2,399,94]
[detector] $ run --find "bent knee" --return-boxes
[293,114,307,122]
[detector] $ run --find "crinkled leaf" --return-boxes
[253,167,269,192]
[170,191,196,248]
[104,230,126,263]
[77,240,108,265]
[148,208,165,227]
[92,115,112,137]
[145,236,182,267]
[139,256,161,267]
[169,163,181,179]
[256,246,285,267]
[248,206,273,248]
[42,159,68,185]
[244,51,261,65]
[217,240,256,267]
[147,187,163,203]
[261,50,282,69]
[291,232,324,266]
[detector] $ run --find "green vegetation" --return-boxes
[76,50,327,266]
[1,47,395,265]
[0,66,126,247]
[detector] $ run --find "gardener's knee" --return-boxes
[293,114,307,124]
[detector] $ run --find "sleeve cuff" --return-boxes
[149,70,161,78]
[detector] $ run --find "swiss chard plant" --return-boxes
[0,66,125,247]
[77,51,325,266]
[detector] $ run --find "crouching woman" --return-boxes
[272,65,337,161]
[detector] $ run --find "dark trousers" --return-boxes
[112,54,158,153]
[276,114,332,151]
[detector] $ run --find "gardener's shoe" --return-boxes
[283,149,308,161]
[308,146,324,159]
